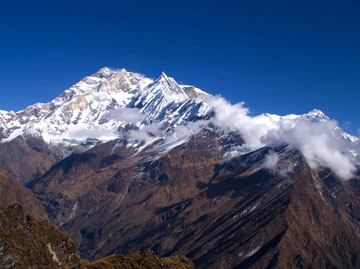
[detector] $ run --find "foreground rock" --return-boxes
[0,204,194,268]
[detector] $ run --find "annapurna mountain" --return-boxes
[0,67,358,183]
[1,67,360,268]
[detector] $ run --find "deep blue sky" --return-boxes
[1,0,359,134]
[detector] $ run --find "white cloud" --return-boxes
[167,120,208,143]
[263,118,356,179]
[277,160,294,177]
[127,121,162,143]
[261,150,294,177]
[105,107,144,123]
[68,126,116,141]
[129,128,152,142]
[98,95,356,180]
[208,96,356,180]
[145,122,162,136]
[208,96,279,149]
[262,151,279,170]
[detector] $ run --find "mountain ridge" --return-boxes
[0,67,359,184]
[1,67,360,268]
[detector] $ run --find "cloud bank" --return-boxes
[114,96,356,180]
[208,96,356,180]
[106,108,144,123]
[262,151,279,170]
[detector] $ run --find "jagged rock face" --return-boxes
[0,204,194,268]
[31,125,360,268]
[0,168,47,219]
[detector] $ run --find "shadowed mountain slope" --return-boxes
[31,125,360,268]
[0,203,194,268]
[0,167,47,219]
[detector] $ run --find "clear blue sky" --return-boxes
[1,0,359,134]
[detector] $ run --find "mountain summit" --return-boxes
[0,68,210,149]
[0,67,359,184]
[1,67,360,268]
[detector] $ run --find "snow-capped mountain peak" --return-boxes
[182,86,213,100]
[0,67,358,175]
[149,72,189,102]
[160,71,169,79]
[92,67,117,78]
[0,68,211,153]
[305,109,330,122]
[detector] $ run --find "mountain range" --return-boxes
[1,67,360,268]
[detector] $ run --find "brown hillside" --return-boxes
[0,203,194,268]
[0,167,47,219]
[32,128,360,268]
